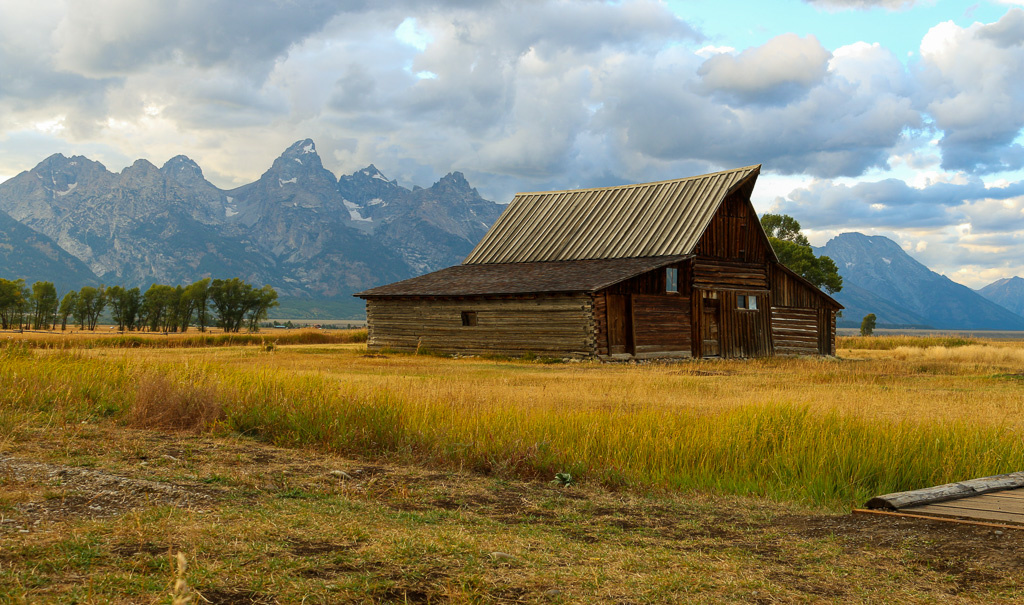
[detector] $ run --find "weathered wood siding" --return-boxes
[692,258,768,291]
[365,295,595,357]
[771,307,819,355]
[693,184,773,263]
[632,294,691,355]
[595,261,693,357]
[715,290,772,358]
[768,264,839,355]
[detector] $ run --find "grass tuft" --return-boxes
[130,371,225,433]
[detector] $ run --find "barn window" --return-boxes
[737,295,758,310]
[666,267,678,293]
[461,311,477,326]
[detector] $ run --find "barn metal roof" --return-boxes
[355,256,690,298]
[463,165,761,265]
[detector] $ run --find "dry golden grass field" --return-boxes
[2,328,1024,603]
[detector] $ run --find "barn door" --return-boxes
[702,297,720,357]
[606,294,634,355]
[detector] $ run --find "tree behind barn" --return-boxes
[760,213,842,294]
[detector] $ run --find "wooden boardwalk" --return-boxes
[901,488,1024,525]
[861,472,1024,528]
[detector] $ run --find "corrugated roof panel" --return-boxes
[463,165,760,264]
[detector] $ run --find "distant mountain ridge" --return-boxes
[815,233,1024,331]
[0,139,504,297]
[0,206,100,291]
[977,277,1024,318]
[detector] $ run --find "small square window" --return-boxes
[461,311,477,326]
[737,295,758,310]
[666,267,678,293]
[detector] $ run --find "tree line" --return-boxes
[0,278,278,333]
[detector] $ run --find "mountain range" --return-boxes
[0,139,503,298]
[1,144,1023,328]
[816,233,1024,331]
[977,277,1024,318]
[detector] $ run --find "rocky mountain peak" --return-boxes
[265,139,330,182]
[431,171,477,197]
[977,275,1024,317]
[32,154,107,190]
[119,158,162,189]
[126,158,159,172]
[162,155,203,176]
[284,138,317,157]
[338,164,402,206]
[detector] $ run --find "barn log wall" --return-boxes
[768,264,839,355]
[692,258,768,291]
[592,292,609,356]
[771,307,819,355]
[365,295,595,357]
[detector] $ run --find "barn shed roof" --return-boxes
[463,165,761,265]
[355,256,690,298]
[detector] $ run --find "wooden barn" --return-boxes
[355,165,841,359]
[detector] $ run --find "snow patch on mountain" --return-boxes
[55,182,77,196]
[343,200,373,222]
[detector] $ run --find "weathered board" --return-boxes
[692,183,773,263]
[771,306,819,355]
[901,490,1024,525]
[365,294,595,357]
[632,294,691,355]
[866,471,1024,510]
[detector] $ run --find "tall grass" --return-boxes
[4,346,1022,510]
[839,335,981,350]
[4,328,367,350]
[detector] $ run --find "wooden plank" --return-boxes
[904,493,1024,515]
[899,505,1024,526]
[865,473,1024,510]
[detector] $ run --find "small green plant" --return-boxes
[552,472,574,487]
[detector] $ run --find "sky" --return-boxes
[1,0,1023,288]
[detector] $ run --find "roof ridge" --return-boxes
[511,165,761,197]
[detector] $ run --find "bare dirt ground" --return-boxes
[3,424,1024,604]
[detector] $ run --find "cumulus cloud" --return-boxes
[698,34,831,105]
[592,37,919,178]
[916,10,1024,173]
